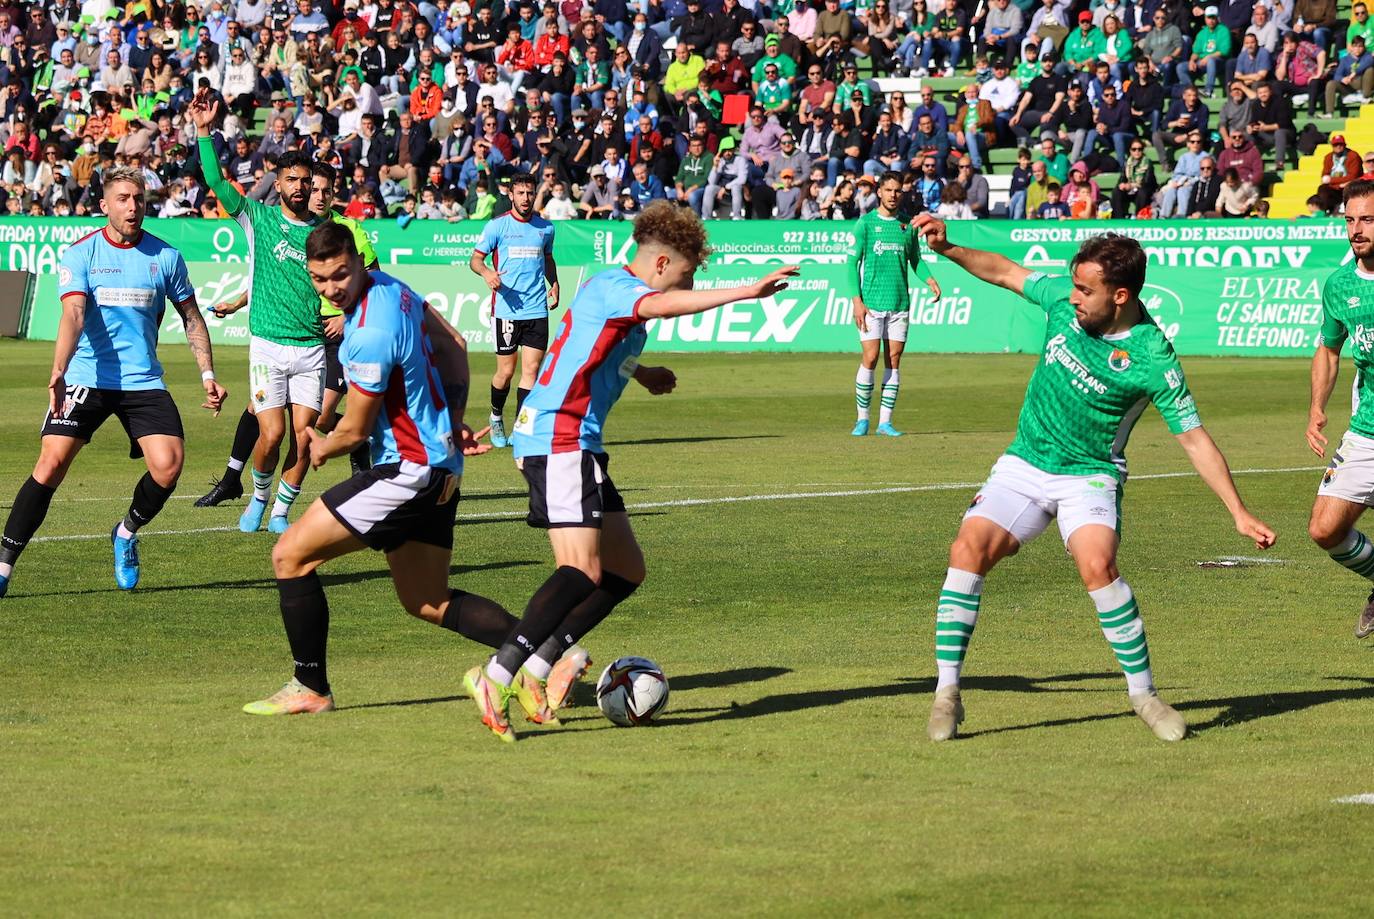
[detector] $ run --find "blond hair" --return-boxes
[102,164,147,195]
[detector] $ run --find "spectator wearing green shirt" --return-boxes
[574,44,610,111]
[1034,132,1070,183]
[1063,12,1105,74]
[1099,15,1133,82]
[755,62,792,120]
[1178,6,1232,97]
[832,60,872,108]
[675,134,712,213]
[751,36,796,89]
[1015,42,1041,86]
[1351,3,1373,50]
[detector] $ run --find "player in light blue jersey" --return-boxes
[242,221,520,716]
[0,166,227,598]
[464,202,797,742]
[469,172,559,448]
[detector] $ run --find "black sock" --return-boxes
[278,572,330,694]
[490,384,510,417]
[516,387,531,416]
[226,408,259,480]
[492,566,598,677]
[441,589,519,647]
[0,476,57,568]
[533,573,640,664]
[123,472,176,533]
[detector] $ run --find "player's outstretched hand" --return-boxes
[912,214,951,253]
[47,370,65,418]
[323,315,345,341]
[188,91,219,133]
[202,379,228,416]
[1235,510,1277,550]
[746,264,799,301]
[460,424,493,455]
[635,366,677,395]
[1306,410,1329,456]
[209,301,237,319]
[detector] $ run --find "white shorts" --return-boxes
[1318,430,1374,505]
[249,337,326,412]
[964,454,1121,546]
[860,309,909,342]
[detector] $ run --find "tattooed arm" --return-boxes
[173,296,229,415]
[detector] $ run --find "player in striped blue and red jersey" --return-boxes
[463,201,798,742]
[0,166,227,598]
[241,221,519,716]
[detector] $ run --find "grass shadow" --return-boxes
[956,676,1374,739]
[16,559,541,598]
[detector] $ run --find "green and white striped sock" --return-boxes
[1090,578,1154,694]
[879,369,900,425]
[271,480,301,519]
[935,568,983,691]
[1329,529,1374,580]
[855,366,874,421]
[251,468,273,502]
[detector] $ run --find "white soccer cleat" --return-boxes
[1130,691,1187,742]
[927,685,964,742]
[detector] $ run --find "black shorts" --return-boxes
[491,316,550,356]
[521,450,625,529]
[41,386,184,459]
[323,461,461,552]
[323,339,347,394]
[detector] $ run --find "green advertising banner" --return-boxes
[2,217,1354,356]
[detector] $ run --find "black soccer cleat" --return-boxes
[194,476,244,507]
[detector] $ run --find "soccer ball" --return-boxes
[595,657,670,726]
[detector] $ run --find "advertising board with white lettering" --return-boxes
[5,218,1356,355]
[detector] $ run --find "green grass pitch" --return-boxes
[2,340,1372,916]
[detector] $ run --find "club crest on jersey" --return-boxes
[1108,348,1131,372]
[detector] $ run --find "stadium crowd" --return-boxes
[0,0,1370,222]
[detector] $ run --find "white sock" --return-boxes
[855,366,874,421]
[227,456,245,472]
[935,568,983,691]
[879,369,900,425]
[524,654,554,680]
[1329,529,1374,580]
[271,480,301,518]
[1089,578,1155,695]
[251,469,273,502]
[116,521,136,540]
[486,657,515,687]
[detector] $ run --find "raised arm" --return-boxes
[912,213,1031,294]
[188,94,244,215]
[1175,426,1276,548]
[1308,342,1343,456]
[636,265,798,320]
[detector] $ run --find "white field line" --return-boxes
[30,465,1321,544]
[1333,794,1374,805]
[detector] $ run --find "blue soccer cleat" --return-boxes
[0,573,9,598]
[489,414,510,448]
[267,513,290,535]
[239,497,268,532]
[877,422,904,437]
[851,419,869,437]
[111,525,140,590]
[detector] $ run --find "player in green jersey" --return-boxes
[1306,181,1374,640]
[190,93,325,535]
[848,172,941,438]
[914,217,1275,743]
[194,164,380,507]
